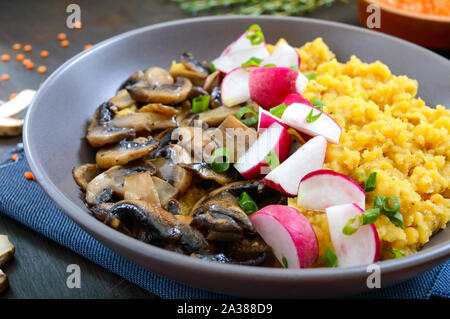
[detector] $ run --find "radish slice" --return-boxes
[234,122,291,179]
[282,93,312,107]
[248,67,307,109]
[213,46,269,74]
[263,136,327,196]
[298,170,366,211]
[260,42,300,68]
[221,67,254,107]
[220,30,266,57]
[257,107,288,133]
[326,203,380,267]
[281,102,342,144]
[250,205,318,269]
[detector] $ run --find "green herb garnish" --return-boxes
[361,208,380,225]
[305,72,317,81]
[364,172,377,192]
[306,108,322,123]
[210,61,216,73]
[373,195,403,228]
[343,216,361,235]
[269,103,287,118]
[322,246,338,267]
[238,192,258,216]
[236,106,258,126]
[245,24,264,45]
[281,254,289,268]
[241,56,263,68]
[290,65,299,70]
[210,147,231,173]
[309,98,325,109]
[263,63,276,67]
[192,95,210,113]
[385,247,404,259]
[265,149,280,171]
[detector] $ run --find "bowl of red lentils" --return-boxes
[358,0,450,49]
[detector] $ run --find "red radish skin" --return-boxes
[281,102,342,144]
[234,122,291,179]
[250,205,318,269]
[221,67,255,107]
[249,67,306,109]
[326,203,380,267]
[282,93,312,107]
[298,169,366,211]
[257,107,289,133]
[263,136,327,196]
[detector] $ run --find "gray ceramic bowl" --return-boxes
[24,16,450,298]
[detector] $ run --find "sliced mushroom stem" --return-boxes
[0,235,15,267]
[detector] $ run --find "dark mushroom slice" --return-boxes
[90,202,126,233]
[127,77,192,105]
[173,126,219,163]
[72,163,102,191]
[138,103,178,116]
[109,89,135,110]
[111,111,177,132]
[85,160,156,206]
[107,200,212,254]
[152,176,178,209]
[181,52,209,77]
[203,71,222,94]
[190,181,287,241]
[183,106,241,127]
[86,102,135,148]
[187,86,209,100]
[144,67,174,86]
[150,145,193,197]
[118,70,146,91]
[123,171,161,207]
[178,162,241,185]
[210,87,222,109]
[167,199,181,215]
[96,137,159,169]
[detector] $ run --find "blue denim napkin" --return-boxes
[0,148,448,299]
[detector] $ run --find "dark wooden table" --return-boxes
[0,0,447,299]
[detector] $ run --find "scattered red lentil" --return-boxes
[61,40,69,47]
[12,43,21,50]
[40,50,49,58]
[25,62,34,69]
[23,44,32,52]
[22,58,31,65]
[1,74,10,81]
[24,171,36,180]
[16,54,25,61]
[57,33,67,40]
[84,44,93,50]
[9,93,18,100]
[37,66,47,74]
[1,54,10,62]
[11,153,18,161]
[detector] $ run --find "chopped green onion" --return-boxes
[385,247,404,259]
[305,72,317,81]
[343,216,361,235]
[210,147,230,173]
[263,63,276,67]
[362,208,380,225]
[281,254,289,268]
[382,196,400,214]
[269,103,287,118]
[386,211,404,228]
[210,61,216,73]
[306,108,322,123]
[309,98,325,109]
[192,95,210,113]
[322,246,338,267]
[350,171,368,185]
[265,149,280,171]
[241,56,262,68]
[238,192,258,216]
[364,172,377,192]
[245,24,264,45]
[289,65,299,70]
[373,195,385,209]
[236,106,258,126]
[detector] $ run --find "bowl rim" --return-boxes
[360,0,450,23]
[24,15,450,286]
